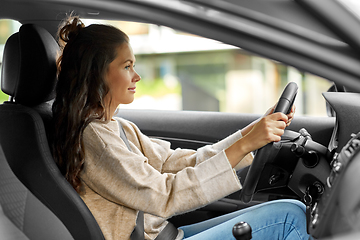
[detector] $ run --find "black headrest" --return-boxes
[1,24,59,106]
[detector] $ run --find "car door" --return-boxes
[116,108,335,226]
[117,110,334,152]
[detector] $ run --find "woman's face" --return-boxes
[105,43,141,112]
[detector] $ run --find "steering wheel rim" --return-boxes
[240,82,298,203]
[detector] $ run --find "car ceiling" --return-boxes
[1,0,360,92]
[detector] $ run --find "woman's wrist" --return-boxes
[225,137,251,168]
[240,118,259,137]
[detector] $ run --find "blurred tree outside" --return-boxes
[136,78,181,98]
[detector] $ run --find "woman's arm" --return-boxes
[81,125,241,219]
[226,103,296,169]
[241,104,296,137]
[225,112,288,168]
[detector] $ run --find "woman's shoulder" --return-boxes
[85,117,140,145]
[113,116,151,149]
[113,116,142,136]
[113,116,135,128]
[84,119,120,148]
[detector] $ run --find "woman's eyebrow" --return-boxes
[123,59,135,64]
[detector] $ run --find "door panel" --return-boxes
[116,109,335,226]
[117,109,335,150]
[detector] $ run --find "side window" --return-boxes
[0,18,331,116]
[0,19,21,103]
[90,20,331,116]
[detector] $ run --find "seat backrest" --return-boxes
[0,144,72,240]
[0,24,105,240]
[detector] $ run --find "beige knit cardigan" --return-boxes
[79,117,251,240]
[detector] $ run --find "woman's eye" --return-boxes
[125,65,130,70]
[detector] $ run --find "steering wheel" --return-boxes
[240,82,298,203]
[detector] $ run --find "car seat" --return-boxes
[0,144,71,240]
[0,24,105,240]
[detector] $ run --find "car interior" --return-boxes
[1,0,360,240]
[0,23,102,240]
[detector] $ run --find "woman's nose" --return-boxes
[133,71,141,82]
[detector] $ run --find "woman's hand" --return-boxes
[226,112,288,168]
[241,103,296,137]
[227,102,295,168]
[285,105,296,127]
[242,112,288,152]
[264,104,296,127]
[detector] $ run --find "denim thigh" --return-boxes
[179,199,311,240]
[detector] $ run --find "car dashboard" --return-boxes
[307,92,360,238]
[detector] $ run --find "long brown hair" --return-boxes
[52,16,129,192]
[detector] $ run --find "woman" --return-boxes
[52,16,310,240]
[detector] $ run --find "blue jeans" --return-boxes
[179,199,312,240]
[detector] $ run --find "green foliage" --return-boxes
[136,78,181,98]
[0,90,8,103]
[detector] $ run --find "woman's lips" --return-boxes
[128,87,136,93]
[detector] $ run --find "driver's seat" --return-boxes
[0,24,104,240]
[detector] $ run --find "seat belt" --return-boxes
[118,121,133,152]
[117,120,179,240]
[154,222,179,240]
[117,120,144,240]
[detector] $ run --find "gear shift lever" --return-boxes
[232,222,252,240]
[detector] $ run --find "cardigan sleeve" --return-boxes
[81,118,242,219]
[120,118,246,173]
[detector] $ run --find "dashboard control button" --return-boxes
[332,162,342,173]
